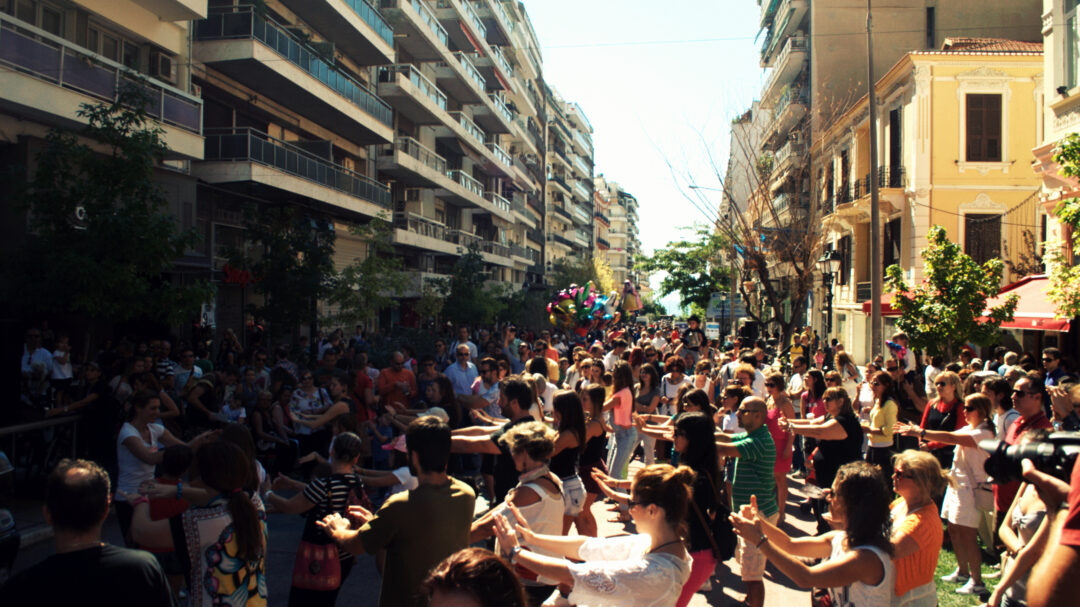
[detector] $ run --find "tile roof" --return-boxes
[939,37,1043,53]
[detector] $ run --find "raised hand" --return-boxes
[316,512,352,541]
[493,513,519,555]
[346,504,374,524]
[505,501,537,544]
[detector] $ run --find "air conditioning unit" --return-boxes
[150,51,175,83]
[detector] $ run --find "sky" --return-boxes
[523,0,764,314]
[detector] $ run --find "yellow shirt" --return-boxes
[869,398,897,447]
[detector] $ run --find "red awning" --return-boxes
[861,291,906,317]
[983,275,1071,333]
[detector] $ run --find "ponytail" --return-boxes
[197,441,265,562]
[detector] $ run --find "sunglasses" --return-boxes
[963,405,978,412]
[764,383,776,388]
[457,353,469,357]
[892,470,914,479]
[935,382,949,387]
[885,367,899,372]
[826,378,839,384]
[1013,389,1037,397]
[871,381,882,386]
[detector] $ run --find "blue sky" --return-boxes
[523,0,763,313]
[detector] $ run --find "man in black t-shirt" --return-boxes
[886,359,927,452]
[2,459,175,605]
[682,316,707,364]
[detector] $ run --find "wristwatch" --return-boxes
[509,545,523,563]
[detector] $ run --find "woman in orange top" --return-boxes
[889,450,951,607]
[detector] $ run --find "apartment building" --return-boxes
[544,86,594,269]
[594,175,641,286]
[0,0,206,268]
[815,43,1044,360]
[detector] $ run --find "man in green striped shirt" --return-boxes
[717,396,777,607]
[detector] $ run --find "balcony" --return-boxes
[379,0,449,61]
[376,64,448,125]
[475,0,514,45]
[760,35,807,104]
[195,6,392,144]
[199,127,391,215]
[526,228,544,245]
[572,179,592,203]
[763,86,808,148]
[571,128,593,157]
[0,13,203,159]
[432,52,486,104]
[549,144,571,169]
[486,141,513,170]
[446,111,486,145]
[770,139,805,188]
[551,204,573,222]
[435,0,487,54]
[279,0,394,65]
[483,191,512,214]
[572,228,591,248]
[487,44,514,82]
[393,212,462,255]
[549,175,572,196]
[572,153,592,178]
[596,236,610,249]
[594,211,610,225]
[547,233,573,248]
[481,240,512,263]
[438,170,513,221]
[510,244,538,264]
[377,136,451,187]
[471,93,514,133]
[760,0,808,66]
[571,202,592,225]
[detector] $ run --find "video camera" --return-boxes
[979,431,1080,484]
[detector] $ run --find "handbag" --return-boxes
[290,539,342,591]
[688,470,737,560]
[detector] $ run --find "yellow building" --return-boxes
[815,39,1044,361]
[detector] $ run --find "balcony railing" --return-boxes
[572,153,591,177]
[379,64,447,110]
[594,211,610,224]
[773,85,809,119]
[483,190,512,213]
[572,129,592,155]
[481,240,511,258]
[763,33,806,78]
[344,0,395,46]
[510,244,537,262]
[204,127,391,207]
[550,174,571,193]
[396,211,453,242]
[389,136,447,173]
[853,166,907,199]
[446,169,484,197]
[401,0,450,47]
[573,228,591,246]
[196,6,392,126]
[773,139,805,170]
[573,180,591,201]
[596,236,610,248]
[552,205,573,222]
[449,111,485,144]
[489,0,514,33]
[0,12,202,134]
[487,93,514,123]
[572,203,591,224]
[487,141,512,168]
[488,44,513,79]
[548,233,573,247]
[457,0,487,39]
[454,51,486,91]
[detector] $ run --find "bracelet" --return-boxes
[755,535,768,549]
[131,496,150,507]
[176,481,183,500]
[920,428,927,441]
[509,545,523,563]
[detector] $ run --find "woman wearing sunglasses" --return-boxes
[888,450,949,607]
[895,393,995,596]
[915,370,965,471]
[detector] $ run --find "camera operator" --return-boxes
[1019,453,1080,607]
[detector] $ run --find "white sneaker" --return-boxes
[541,589,572,606]
[941,568,970,584]
[955,579,986,595]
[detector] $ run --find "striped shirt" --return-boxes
[303,473,363,559]
[732,425,778,517]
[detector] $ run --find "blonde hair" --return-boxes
[497,421,557,461]
[893,449,953,497]
[934,370,963,399]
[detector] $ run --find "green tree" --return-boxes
[433,242,510,325]
[7,85,212,327]
[633,225,728,312]
[324,217,407,327]
[231,206,336,343]
[1049,133,1080,318]
[548,254,615,294]
[885,225,1017,359]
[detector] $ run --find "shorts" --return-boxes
[561,475,586,517]
[942,483,985,528]
[737,511,779,581]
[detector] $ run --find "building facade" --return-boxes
[593,175,641,286]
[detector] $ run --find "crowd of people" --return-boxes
[7,318,1080,607]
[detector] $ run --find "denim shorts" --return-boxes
[561,474,586,516]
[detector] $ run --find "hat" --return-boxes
[382,434,407,453]
[418,406,450,423]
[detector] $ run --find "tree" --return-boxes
[433,242,510,325]
[548,253,616,294]
[885,225,1017,359]
[633,225,728,312]
[7,85,212,327]
[324,217,407,327]
[230,206,336,343]
[1048,134,1080,319]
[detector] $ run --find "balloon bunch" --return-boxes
[547,281,622,336]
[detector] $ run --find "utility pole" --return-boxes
[867,0,883,359]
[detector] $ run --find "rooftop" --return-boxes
[927,37,1043,54]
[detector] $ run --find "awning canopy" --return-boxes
[861,291,906,317]
[983,275,1071,333]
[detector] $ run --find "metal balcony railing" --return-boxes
[197,6,392,126]
[488,44,513,79]
[446,169,484,197]
[773,85,809,118]
[548,233,573,247]
[379,64,447,110]
[483,191,512,213]
[596,236,610,248]
[388,136,447,173]
[549,174,571,193]
[552,205,573,221]
[449,111,486,144]
[205,127,391,207]
[573,180,592,202]
[594,211,610,224]
[510,244,538,261]
[0,12,202,134]
[344,0,395,46]
[403,0,449,47]
[454,51,486,92]
[486,141,512,168]
[461,0,487,39]
[572,153,591,177]
[481,240,511,258]
[488,93,514,123]
[395,211,453,242]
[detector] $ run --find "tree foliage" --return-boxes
[7,85,212,326]
[433,242,511,325]
[548,254,616,294]
[885,225,1017,359]
[633,225,728,312]
[324,216,407,327]
[1048,133,1080,318]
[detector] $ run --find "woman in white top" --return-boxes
[895,392,995,596]
[471,421,565,604]
[115,390,213,546]
[729,460,896,607]
[493,463,692,607]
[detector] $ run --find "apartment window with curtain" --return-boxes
[838,234,852,285]
[883,218,901,275]
[1069,0,1080,88]
[964,214,1002,265]
[966,94,1002,162]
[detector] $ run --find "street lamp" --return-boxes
[817,249,842,337]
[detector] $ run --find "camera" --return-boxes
[980,431,1080,484]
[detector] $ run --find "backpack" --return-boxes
[689,470,737,561]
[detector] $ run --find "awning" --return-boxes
[983,275,1071,333]
[861,291,906,317]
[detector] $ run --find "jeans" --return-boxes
[636,433,657,466]
[610,426,638,479]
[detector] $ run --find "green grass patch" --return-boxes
[933,544,1001,607]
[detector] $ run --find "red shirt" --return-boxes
[994,412,1053,510]
[1061,456,1080,546]
[918,398,966,451]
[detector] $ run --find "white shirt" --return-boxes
[603,350,621,372]
[115,422,165,500]
[924,365,943,399]
[51,349,73,380]
[567,534,690,607]
[388,466,419,496]
[21,345,53,376]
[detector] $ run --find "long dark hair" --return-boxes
[552,390,586,452]
[197,441,264,562]
[805,369,826,401]
[674,413,719,483]
[583,384,606,423]
[833,461,894,556]
[611,361,634,393]
[638,364,659,393]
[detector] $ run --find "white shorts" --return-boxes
[737,512,779,581]
[941,483,983,528]
[561,475,586,517]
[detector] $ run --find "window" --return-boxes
[965,94,1002,162]
[1069,0,1080,89]
[964,214,1001,265]
[925,7,935,49]
[883,218,901,275]
[838,235,852,285]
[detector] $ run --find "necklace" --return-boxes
[518,464,551,484]
[649,538,684,553]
